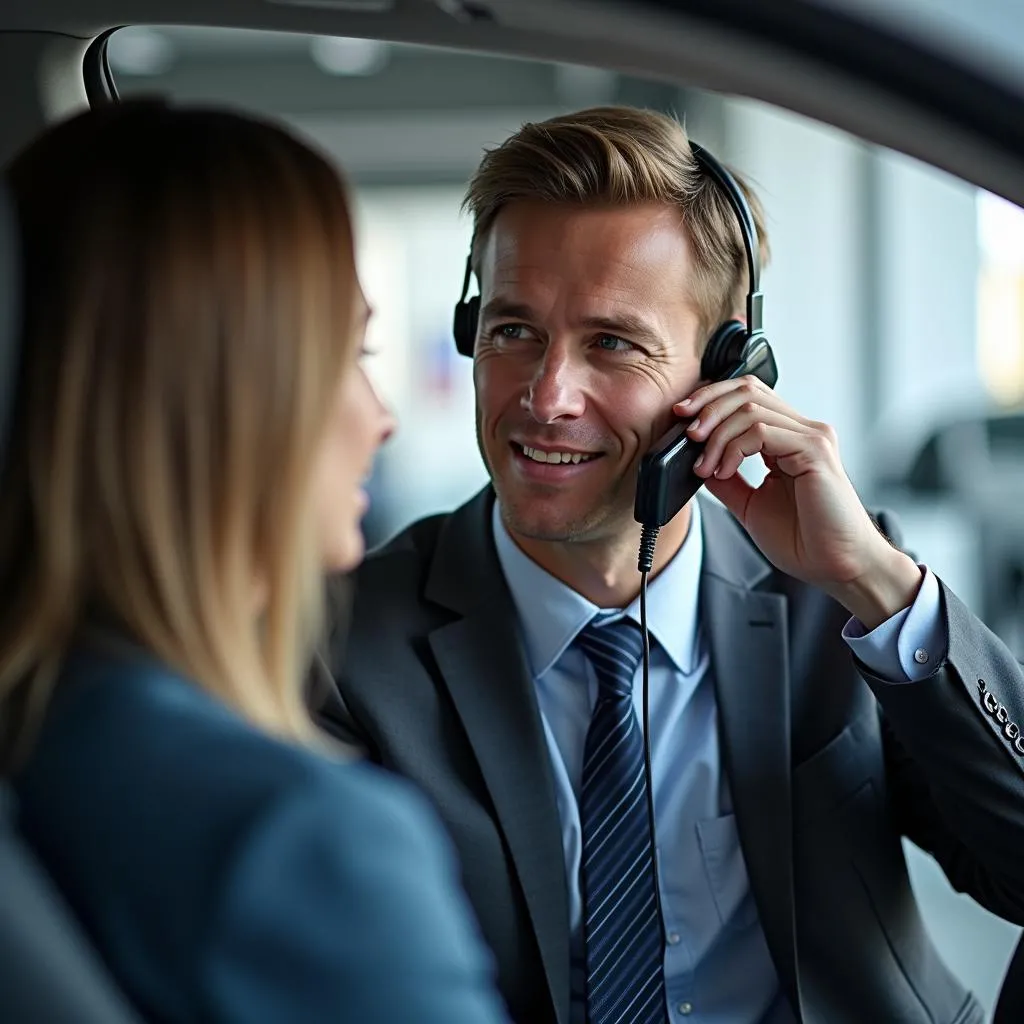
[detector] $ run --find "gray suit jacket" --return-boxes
[313,488,1024,1024]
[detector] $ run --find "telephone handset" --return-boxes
[634,323,778,530]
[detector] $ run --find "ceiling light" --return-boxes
[107,27,177,76]
[309,36,390,75]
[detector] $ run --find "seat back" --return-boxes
[0,789,141,1022]
[0,174,18,472]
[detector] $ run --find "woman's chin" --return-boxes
[322,525,365,575]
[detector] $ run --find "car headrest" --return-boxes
[0,179,19,476]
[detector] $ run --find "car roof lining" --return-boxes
[0,0,1022,205]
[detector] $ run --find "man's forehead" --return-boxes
[478,206,690,310]
[484,201,690,272]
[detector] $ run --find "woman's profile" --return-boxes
[0,99,509,1024]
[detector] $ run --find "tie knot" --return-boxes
[577,618,644,699]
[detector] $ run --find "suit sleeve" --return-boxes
[200,766,511,1024]
[858,578,1024,923]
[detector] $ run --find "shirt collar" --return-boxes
[492,499,704,678]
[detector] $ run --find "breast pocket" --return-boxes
[695,813,759,929]
[791,717,879,828]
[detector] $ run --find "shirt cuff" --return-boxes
[842,566,947,682]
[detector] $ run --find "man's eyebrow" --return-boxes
[479,299,661,344]
[579,313,661,344]
[479,298,537,324]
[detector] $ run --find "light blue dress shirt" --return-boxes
[492,498,946,1024]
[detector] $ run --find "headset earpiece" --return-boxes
[701,319,778,389]
[701,320,749,380]
[452,294,479,358]
[452,256,480,358]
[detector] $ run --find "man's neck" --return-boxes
[507,504,693,608]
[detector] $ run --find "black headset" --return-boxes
[451,140,773,388]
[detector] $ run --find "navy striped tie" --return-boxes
[578,617,667,1024]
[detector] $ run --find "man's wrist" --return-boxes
[829,547,924,632]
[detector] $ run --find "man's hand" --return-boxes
[677,375,924,629]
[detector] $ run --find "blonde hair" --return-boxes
[464,105,770,346]
[0,100,358,753]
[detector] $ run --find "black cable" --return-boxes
[638,525,668,1015]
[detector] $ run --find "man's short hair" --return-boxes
[463,105,770,349]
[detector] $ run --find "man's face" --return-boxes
[474,200,705,545]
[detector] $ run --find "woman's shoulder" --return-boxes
[17,643,410,833]
[11,642,447,922]
[14,646,506,1024]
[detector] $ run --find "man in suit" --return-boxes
[313,106,1024,1024]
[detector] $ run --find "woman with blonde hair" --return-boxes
[0,99,508,1023]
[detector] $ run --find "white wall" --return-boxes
[720,99,868,483]
[874,150,987,468]
[352,186,489,537]
[871,149,987,612]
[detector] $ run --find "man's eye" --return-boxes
[491,323,536,343]
[596,335,634,352]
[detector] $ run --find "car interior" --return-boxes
[1,0,1023,1019]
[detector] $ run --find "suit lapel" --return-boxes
[699,499,802,1017]
[425,490,571,1024]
